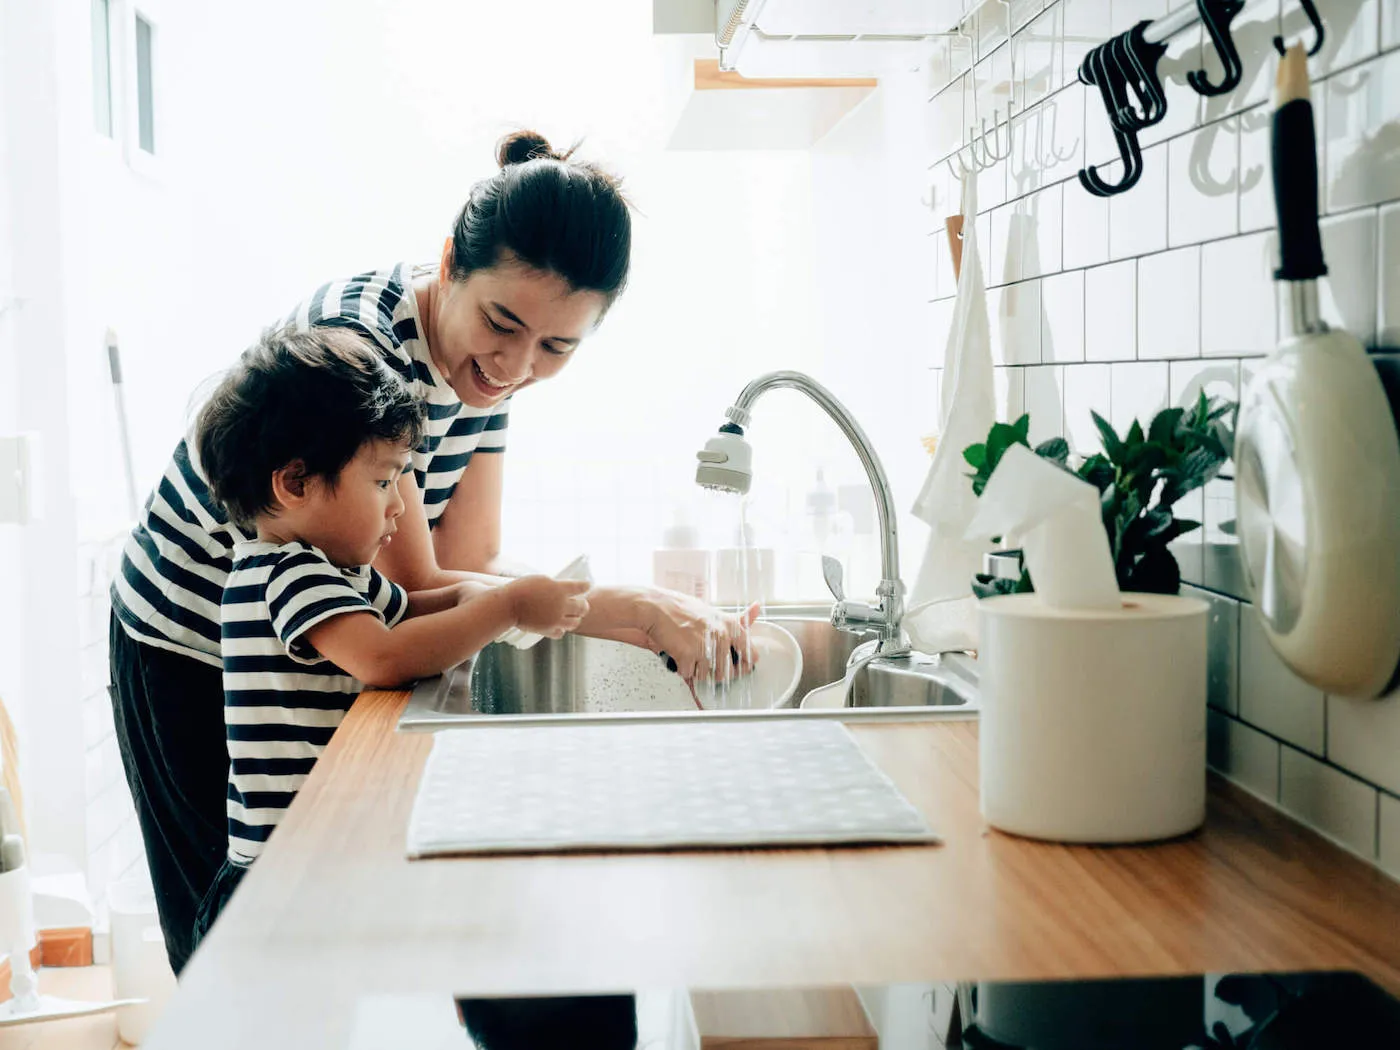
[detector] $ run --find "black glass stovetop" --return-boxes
[951,970,1400,1049]
[445,970,1400,1049]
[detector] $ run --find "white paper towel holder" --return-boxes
[977,592,1209,844]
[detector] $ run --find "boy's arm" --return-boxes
[306,588,519,687]
[305,577,589,687]
[404,579,493,619]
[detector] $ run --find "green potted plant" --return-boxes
[963,393,1235,598]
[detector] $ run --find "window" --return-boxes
[134,13,155,154]
[91,0,113,137]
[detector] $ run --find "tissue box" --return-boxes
[978,592,1208,843]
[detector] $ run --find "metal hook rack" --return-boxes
[942,0,1018,181]
[1077,0,1325,198]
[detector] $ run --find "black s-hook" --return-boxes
[1078,42,1145,197]
[1274,0,1325,57]
[1189,0,1245,96]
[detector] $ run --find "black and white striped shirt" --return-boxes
[112,264,508,666]
[221,540,406,865]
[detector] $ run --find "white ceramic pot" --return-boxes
[978,592,1208,843]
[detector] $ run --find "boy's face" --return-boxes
[295,440,412,567]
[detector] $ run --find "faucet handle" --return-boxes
[822,555,845,602]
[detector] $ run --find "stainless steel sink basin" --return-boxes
[397,605,978,730]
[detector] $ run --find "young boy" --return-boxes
[189,326,589,944]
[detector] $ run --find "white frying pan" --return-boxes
[1234,46,1400,699]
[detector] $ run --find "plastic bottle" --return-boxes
[789,469,854,601]
[652,506,711,601]
[714,521,776,607]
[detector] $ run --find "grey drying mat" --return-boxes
[406,720,939,857]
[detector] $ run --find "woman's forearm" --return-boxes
[574,585,651,643]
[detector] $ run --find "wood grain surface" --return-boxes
[143,690,1400,1048]
[691,987,877,1048]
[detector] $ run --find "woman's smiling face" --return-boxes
[425,245,607,410]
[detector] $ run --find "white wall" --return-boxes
[0,0,89,867]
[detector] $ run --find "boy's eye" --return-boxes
[377,480,393,489]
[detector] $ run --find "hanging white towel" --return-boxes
[905,174,995,653]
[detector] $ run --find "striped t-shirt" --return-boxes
[221,539,407,865]
[112,263,508,667]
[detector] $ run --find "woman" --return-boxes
[109,131,754,975]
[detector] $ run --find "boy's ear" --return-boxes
[270,460,312,508]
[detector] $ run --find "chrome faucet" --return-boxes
[695,370,910,658]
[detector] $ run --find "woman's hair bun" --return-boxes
[496,130,558,168]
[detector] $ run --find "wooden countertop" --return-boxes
[145,691,1400,1048]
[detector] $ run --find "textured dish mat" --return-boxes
[406,720,939,857]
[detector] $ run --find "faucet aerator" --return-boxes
[694,425,754,496]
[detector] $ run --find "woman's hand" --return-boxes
[502,576,591,639]
[640,592,761,683]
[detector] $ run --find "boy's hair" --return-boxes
[196,326,424,530]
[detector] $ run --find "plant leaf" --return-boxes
[1034,437,1070,465]
[1012,413,1032,442]
[1124,545,1181,595]
[985,421,1025,470]
[1092,412,1124,464]
[1126,418,1145,448]
[963,443,987,469]
[1148,407,1184,446]
[972,573,1024,600]
[1077,454,1115,493]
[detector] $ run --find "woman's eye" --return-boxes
[485,316,513,335]
[543,343,570,357]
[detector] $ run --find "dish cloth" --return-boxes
[406,720,938,857]
[906,172,995,653]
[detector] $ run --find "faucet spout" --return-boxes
[718,370,908,656]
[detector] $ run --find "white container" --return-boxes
[713,546,775,606]
[108,877,176,1044]
[978,592,1208,843]
[653,510,711,601]
[0,863,37,1010]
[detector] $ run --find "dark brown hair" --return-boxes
[195,327,424,529]
[448,130,632,304]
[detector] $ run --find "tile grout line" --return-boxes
[926,201,1381,300]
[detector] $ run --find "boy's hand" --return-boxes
[504,577,591,639]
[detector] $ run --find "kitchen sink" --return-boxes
[396,605,978,730]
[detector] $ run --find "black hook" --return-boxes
[1189,0,1245,96]
[1274,0,1325,57]
[1078,43,1145,197]
[1112,24,1170,129]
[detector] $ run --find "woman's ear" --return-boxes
[269,460,312,510]
[439,236,453,284]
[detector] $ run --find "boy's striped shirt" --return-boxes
[221,539,406,865]
[113,263,508,666]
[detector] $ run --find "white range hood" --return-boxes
[716,0,967,78]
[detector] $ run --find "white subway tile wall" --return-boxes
[1382,202,1400,343]
[1240,607,1327,753]
[1041,269,1086,362]
[925,0,1400,876]
[1382,794,1400,879]
[1206,709,1281,800]
[1083,261,1136,361]
[1137,246,1203,359]
[1279,746,1380,858]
